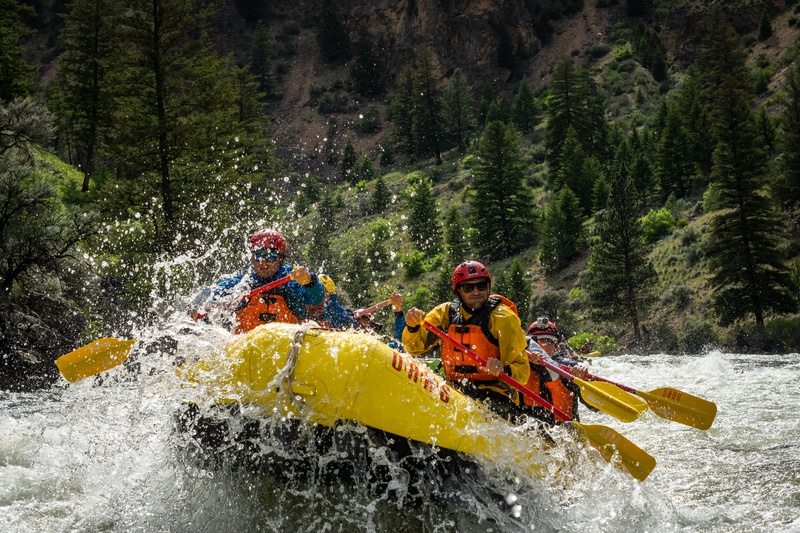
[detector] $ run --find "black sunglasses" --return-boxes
[459,281,488,293]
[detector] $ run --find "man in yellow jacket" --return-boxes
[403,261,539,422]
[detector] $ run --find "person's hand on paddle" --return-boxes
[405,307,425,327]
[389,291,403,312]
[481,357,504,377]
[569,362,589,379]
[292,266,311,285]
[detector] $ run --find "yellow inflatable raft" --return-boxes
[178,322,551,475]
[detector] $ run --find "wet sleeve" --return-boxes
[527,337,559,381]
[324,296,359,329]
[302,273,325,305]
[401,302,449,356]
[488,307,530,386]
[394,312,406,344]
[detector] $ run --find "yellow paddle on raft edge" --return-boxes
[55,273,296,383]
[576,368,717,430]
[422,321,656,482]
[534,354,648,423]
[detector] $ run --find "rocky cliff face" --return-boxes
[265,0,540,83]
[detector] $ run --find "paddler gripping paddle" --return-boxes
[56,273,295,383]
[353,299,392,318]
[534,355,648,423]
[573,367,717,430]
[423,321,656,482]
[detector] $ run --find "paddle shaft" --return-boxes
[561,365,637,394]
[422,321,570,421]
[353,299,392,318]
[197,274,293,319]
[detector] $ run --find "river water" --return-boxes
[1,338,798,533]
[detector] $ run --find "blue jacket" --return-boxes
[323,294,359,329]
[213,263,324,319]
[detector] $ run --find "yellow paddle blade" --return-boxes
[575,378,648,423]
[637,388,717,430]
[572,422,656,482]
[56,338,136,383]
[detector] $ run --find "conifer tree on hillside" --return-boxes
[774,64,800,208]
[317,188,339,229]
[512,76,539,134]
[389,66,416,161]
[656,104,693,199]
[701,10,796,326]
[232,64,268,129]
[53,0,122,192]
[494,259,532,313]
[545,55,609,176]
[758,9,773,41]
[316,3,351,63]
[443,68,476,152]
[554,126,593,215]
[444,206,471,263]
[108,0,273,251]
[351,25,385,96]
[586,169,656,342]
[369,174,391,214]
[486,93,513,125]
[592,175,611,213]
[478,83,494,127]
[342,139,357,183]
[755,105,777,153]
[407,174,440,252]
[250,20,277,95]
[539,187,585,273]
[413,45,445,165]
[470,121,534,259]
[0,0,37,102]
[677,69,715,181]
[307,222,335,275]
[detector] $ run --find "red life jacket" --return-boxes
[522,338,575,421]
[440,295,518,382]
[234,283,299,334]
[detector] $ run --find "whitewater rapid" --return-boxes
[1,335,798,532]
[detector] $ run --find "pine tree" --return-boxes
[352,154,376,183]
[444,205,471,263]
[0,0,37,101]
[495,259,532,312]
[351,24,385,96]
[554,126,593,214]
[433,267,452,302]
[586,170,656,341]
[307,222,335,274]
[318,188,339,229]
[53,0,122,192]
[592,175,611,213]
[539,187,585,272]
[365,219,392,280]
[656,103,693,198]
[512,76,539,134]
[108,0,271,250]
[755,105,777,153]
[545,55,609,175]
[702,9,796,326]
[340,246,373,307]
[379,143,395,167]
[342,139,357,183]
[478,83,494,127]
[470,121,534,259]
[443,68,476,152]
[316,3,351,63]
[250,20,277,95]
[389,66,416,161]
[758,9,773,41]
[369,174,391,214]
[486,93,513,125]
[407,174,440,252]
[413,45,445,165]
[774,64,800,208]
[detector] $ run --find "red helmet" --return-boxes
[451,261,491,294]
[527,317,559,339]
[249,229,286,254]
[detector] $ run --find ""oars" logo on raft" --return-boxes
[391,352,450,404]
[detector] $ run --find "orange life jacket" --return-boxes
[234,284,299,334]
[523,340,575,422]
[545,378,575,421]
[440,295,517,382]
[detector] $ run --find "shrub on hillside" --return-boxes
[676,317,719,353]
[641,208,679,245]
